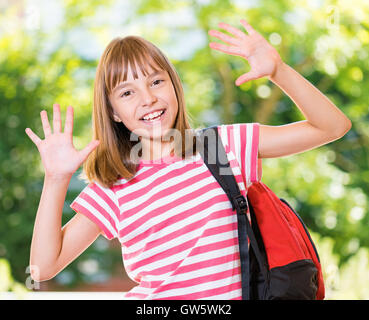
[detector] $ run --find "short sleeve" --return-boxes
[70,181,119,240]
[218,123,262,188]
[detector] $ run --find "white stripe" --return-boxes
[246,123,254,187]
[152,273,241,299]
[139,271,173,283]
[219,125,228,150]
[233,124,241,169]
[181,244,239,267]
[195,229,238,247]
[198,287,241,300]
[138,259,239,289]
[158,258,240,285]
[127,247,193,279]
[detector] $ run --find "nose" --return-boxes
[141,87,157,107]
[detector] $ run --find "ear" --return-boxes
[112,112,122,122]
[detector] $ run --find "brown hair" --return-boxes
[81,36,198,188]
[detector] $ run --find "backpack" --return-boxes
[196,125,325,300]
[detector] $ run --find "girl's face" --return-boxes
[109,62,179,141]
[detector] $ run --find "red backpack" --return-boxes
[197,126,325,300]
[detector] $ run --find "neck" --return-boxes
[140,137,174,161]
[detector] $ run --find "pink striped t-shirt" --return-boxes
[70,123,262,300]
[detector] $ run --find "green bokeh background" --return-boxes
[0,0,368,299]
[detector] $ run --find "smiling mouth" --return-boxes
[140,109,166,122]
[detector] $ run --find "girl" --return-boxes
[26,19,351,300]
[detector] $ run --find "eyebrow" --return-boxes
[113,70,165,93]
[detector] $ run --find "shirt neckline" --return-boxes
[137,152,183,168]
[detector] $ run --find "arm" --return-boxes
[208,20,352,159]
[30,175,102,281]
[26,104,101,281]
[258,61,351,158]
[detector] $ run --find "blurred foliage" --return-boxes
[0,258,28,299]
[0,0,368,298]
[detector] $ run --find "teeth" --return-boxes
[143,110,164,121]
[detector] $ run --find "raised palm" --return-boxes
[208,19,283,85]
[25,104,99,179]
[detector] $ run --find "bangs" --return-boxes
[104,36,168,95]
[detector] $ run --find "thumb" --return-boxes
[78,140,100,163]
[235,70,259,86]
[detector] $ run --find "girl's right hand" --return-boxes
[25,104,100,180]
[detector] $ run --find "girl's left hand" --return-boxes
[208,19,283,85]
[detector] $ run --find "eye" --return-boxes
[120,90,132,98]
[152,79,164,86]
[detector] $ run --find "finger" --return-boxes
[25,128,42,147]
[209,42,243,56]
[218,22,248,40]
[64,106,74,136]
[240,19,256,35]
[208,29,239,46]
[78,140,100,163]
[40,110,52,138]
[53,103,62,133]
[235,70,259,86]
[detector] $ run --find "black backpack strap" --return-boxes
[196,126,268,300]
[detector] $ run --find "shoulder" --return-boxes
[217,123,259,146]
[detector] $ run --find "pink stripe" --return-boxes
[140,280,164,288]
[250,123,259,183]
[188,237,239,257]
[115,166,161,191]
[123,292,148,299]
[75,192,118,235]
[120,181,225,240]
[227,125,236,155]
[173,252,239,275]
[157,280,241,300]
[123,207,234,260]
[130,260,182,278]
[71,202,114,240]
[89,183,120,218]
[240,124,248,184]
[202,222,237,238]
[155,267,240,292]
[120,169,211,218]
